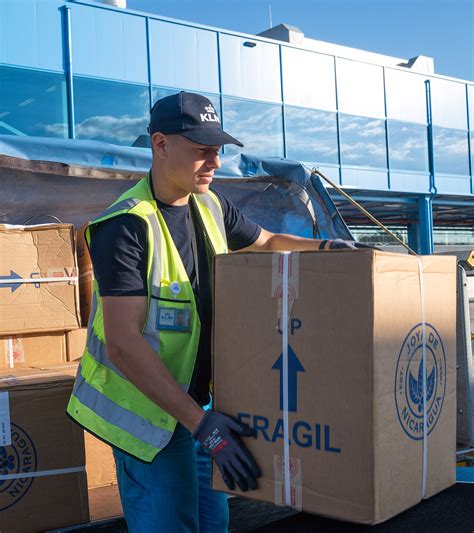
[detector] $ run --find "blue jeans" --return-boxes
[113,424,229,532]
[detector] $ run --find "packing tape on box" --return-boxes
[0,276,78,285]
[416,258,428,499]
[0,466,85,481]
[7,337,16,369]
[272,252,300,508]
[0,391,12,446]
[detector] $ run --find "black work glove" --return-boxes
[193,411,261,492]
[319,239,378,250]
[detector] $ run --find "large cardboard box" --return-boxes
[0,332,67,371]
[0,224,81,335]
[84,432,117,489]
[0,368,89,532]
[76,223,94,327]
[66,328,88,361]
[213,250,457,524]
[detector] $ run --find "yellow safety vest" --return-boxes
[67,176,228,462]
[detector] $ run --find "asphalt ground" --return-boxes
[252,483,474,533]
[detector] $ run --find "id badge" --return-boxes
[157,306,191,332]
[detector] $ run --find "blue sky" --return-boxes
[127,0,473,81]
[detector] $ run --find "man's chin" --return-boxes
[193,183,211,194]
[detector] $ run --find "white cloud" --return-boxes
[44,113,148,144]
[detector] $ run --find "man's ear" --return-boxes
[151,132,167,159]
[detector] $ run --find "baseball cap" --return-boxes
[148,91,243,147]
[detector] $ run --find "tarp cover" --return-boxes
[0,135,352,239]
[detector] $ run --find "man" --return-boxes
[67,91,359,532]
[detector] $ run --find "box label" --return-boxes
[0,392,11,446]
[273,455,302,510]
[4,337,24,368]
[0,423,38,511]
[394,323,446,440]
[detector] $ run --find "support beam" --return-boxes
[418,196,434,254]
[407,223,419,252]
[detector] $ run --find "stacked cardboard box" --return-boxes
[0,224,81,370]
[67,328,88,361]
[0,223,110,529]
[213,250,457,524]
[0,368,89,532]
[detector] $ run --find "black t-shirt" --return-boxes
[89,177,261,405]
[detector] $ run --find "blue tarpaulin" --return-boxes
[0,135,352,240]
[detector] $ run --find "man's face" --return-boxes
[154,133,222,196]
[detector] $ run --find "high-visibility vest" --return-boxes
[67,176,228,462]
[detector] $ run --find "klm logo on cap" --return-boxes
[200,105,221,124]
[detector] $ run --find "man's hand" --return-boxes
[193,411,261,492]
[319,239,375,250]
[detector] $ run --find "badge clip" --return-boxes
[170,281,181,300]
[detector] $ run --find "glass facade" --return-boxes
[285,107,338,165]
[433,127,470,176]
[388,121,429,172]
[222,98,284,157]
[336,59,385,118]
[0,65,68,138]
[339,114,387,168]
[0,4,472,200]
[73,76,149,146]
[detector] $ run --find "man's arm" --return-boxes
[102,294,261,491]
[244,228,350,252]
[102,295,204,433]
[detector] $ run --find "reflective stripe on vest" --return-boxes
[68,178,227,461]
[72,364,174,449]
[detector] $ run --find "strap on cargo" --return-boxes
[0,466,85,481]
[417,258,428,499]
[281,252,291,507]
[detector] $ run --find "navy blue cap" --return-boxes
[148,91,243,147]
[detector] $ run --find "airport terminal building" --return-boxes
[1,0,473,253]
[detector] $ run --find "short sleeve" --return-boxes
[89,214,148,297]
[212,190,262,251]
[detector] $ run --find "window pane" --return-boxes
[430,78,467,130]
[220,35,281,103]
[285,107,338,165]
[388,121,429,172]
[223,98,283,157]
[336,59,385,118]
[149,21,219,93]
[73,77,149,146]
[339,114,387,168]
[282,48,336,111]
[0,65,68,137]
[385,69,427,125]
[433,127,469,175]
[469,85,474,130]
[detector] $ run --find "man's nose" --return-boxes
[207,152,221,169]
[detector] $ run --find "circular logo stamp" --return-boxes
[394,324,446,440]
[0,423,38,511]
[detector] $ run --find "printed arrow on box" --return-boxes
[0,271,23,293]
[272,345,305,413]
